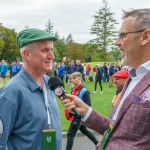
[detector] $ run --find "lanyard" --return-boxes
[43,82,51,129]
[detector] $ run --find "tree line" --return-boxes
[0,0,121,63]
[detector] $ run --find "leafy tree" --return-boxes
[83,41,109,62]
[0,25,6,56]
[0,25,20,61]
[54,38,66,62]
[45,19,54,34]
[82,43,98,62]
[107,49,121,62]
[90,0,118,52]
[65,42,85,62]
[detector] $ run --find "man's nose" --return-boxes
[48,51,55,59]
[115,38,121,47]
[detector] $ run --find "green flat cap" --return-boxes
[17,28,57,48]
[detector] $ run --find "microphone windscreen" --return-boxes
[48,76,64,91]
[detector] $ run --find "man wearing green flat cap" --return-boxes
[17,28,57,48]
[0,28,62,150]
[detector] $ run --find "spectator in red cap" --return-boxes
[112,70,129,106]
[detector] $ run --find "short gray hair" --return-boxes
[122,8,150,30]
[20,42,36,61]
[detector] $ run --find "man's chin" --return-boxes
[45,67,52,73]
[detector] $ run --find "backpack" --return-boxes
[89,76,93,81]
[93,67,96,72]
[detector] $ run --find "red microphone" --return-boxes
[48,76,81,117]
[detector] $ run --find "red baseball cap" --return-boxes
[112,70,129,78]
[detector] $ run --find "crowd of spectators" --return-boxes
[0,60,22,86]
[46,59,130,94]
[0,58,129,91]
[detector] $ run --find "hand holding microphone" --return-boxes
[61,93,90,117]
[48,76,81,117]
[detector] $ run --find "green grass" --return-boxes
[57,80,116,131]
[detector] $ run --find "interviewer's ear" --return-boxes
[141,29,150,46]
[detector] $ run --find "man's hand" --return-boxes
[60,93,90,116]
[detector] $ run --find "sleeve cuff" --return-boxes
[81,107,92,122]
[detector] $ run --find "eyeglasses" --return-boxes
[118,30,145,41]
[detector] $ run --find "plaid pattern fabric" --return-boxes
[84,71,150,150]
[140,90,150,103]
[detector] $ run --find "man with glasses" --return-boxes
[61,8,150,149]
[118,29,145,41]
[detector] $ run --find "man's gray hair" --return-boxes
[20,42,35,61]
[122,8,150,30]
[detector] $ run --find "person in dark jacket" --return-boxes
[93,64,103,94]
[75,60,84,81]
[102,62,108,82]
[66,60,76,86]
[108,63,115,87]
[65,72,100,150]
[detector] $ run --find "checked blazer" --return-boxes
[83,70,150,150]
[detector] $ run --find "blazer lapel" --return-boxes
[113,70,150,128]
[111,78,131,117]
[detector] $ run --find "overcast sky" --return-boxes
[0,0,149,43]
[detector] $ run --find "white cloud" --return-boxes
[0,0,149,43]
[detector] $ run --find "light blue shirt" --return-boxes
[0,64,8,75]
[0,67,62,150]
